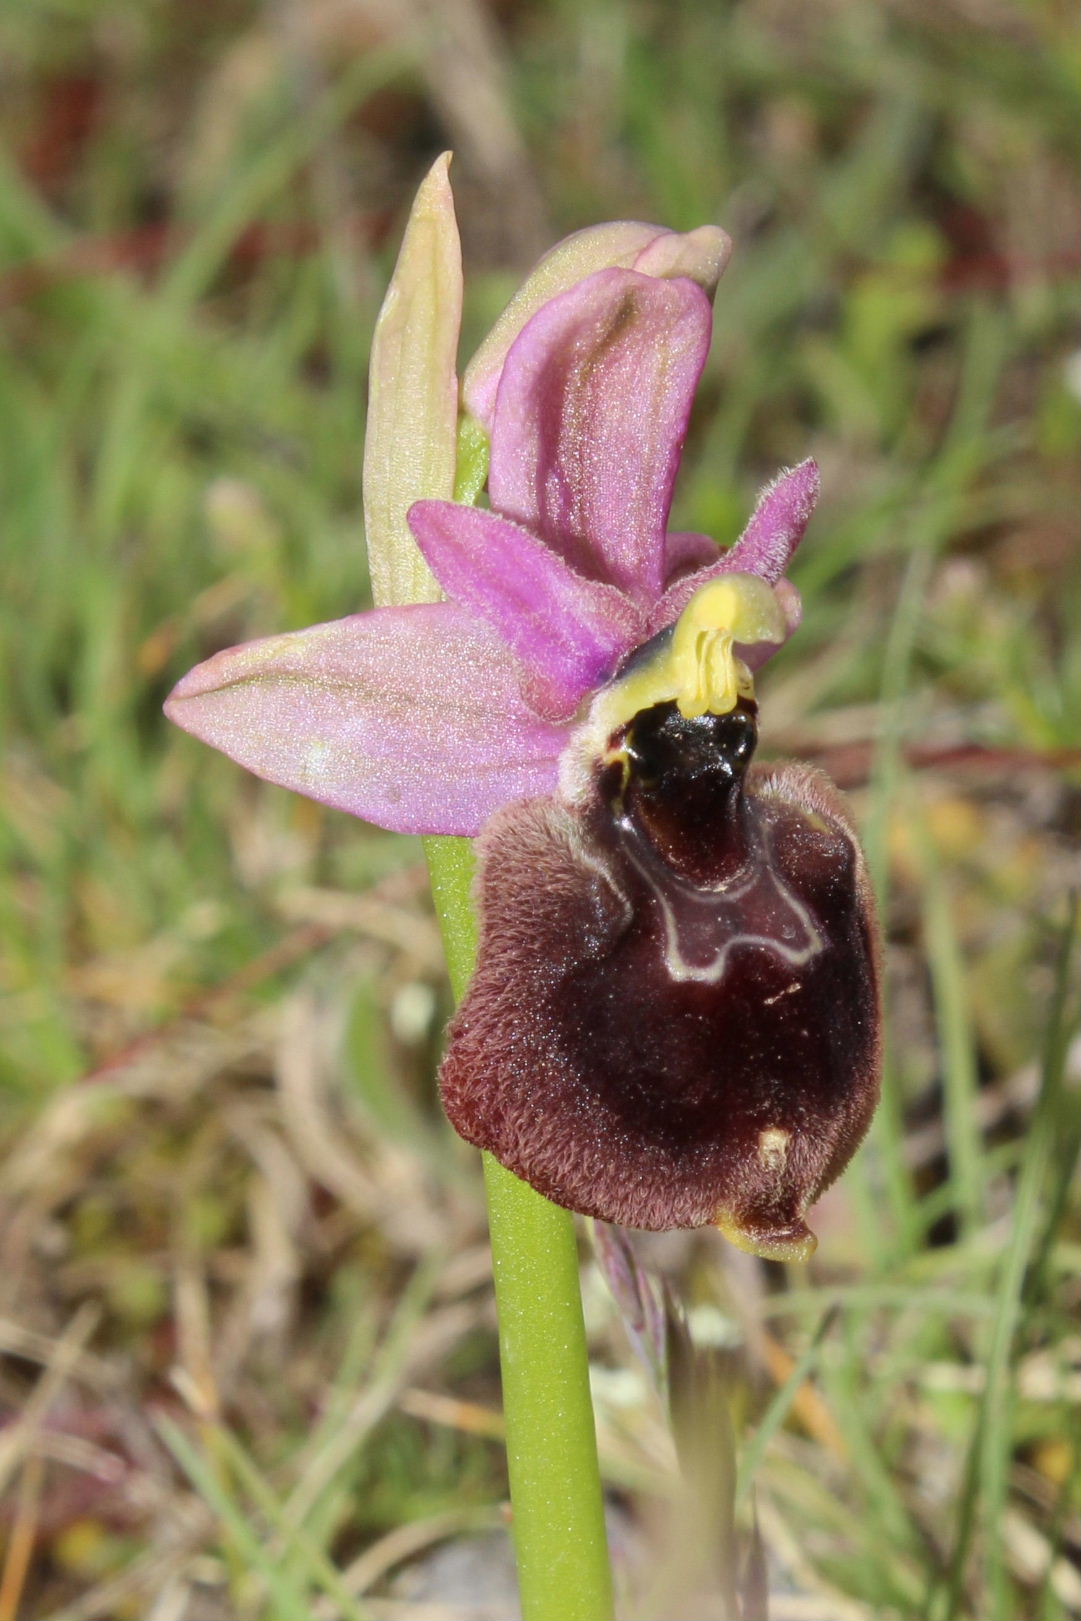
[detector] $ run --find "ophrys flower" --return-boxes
[166,161,880,1258]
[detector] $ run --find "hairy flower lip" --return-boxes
[440,756,882,1241]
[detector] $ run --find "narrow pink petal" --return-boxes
[487,268,712,605]
[649,461,819,632]
[724,460,819,581]
[408,500,645,720]
[164,606,566,836]
[463,222,666,428]
[463,223,731,430]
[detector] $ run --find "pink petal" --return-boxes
[649,461,819,632]
[487,268,713,606]
[725,459,819,579]
[463,222,729,429]
[408,500,645,720]
[164,605,567,836]
[463,223,664,428]
[663,530,719,583]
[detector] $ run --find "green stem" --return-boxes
[424,834,615,1621]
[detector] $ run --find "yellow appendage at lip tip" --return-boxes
[713,1207,818,1264]
[592,572,788,735]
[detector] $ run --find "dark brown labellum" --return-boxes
[440,699,881,1257]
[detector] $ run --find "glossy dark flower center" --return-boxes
[602,698,758,886]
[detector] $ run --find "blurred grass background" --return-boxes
[0,0,1077,1617]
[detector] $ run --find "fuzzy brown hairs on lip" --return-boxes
[440,697,881,1257]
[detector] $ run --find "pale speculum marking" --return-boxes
[757,1127,790,1171]
[621,815,824,986]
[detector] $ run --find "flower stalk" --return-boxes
[425,834,614,1621]
[372,169,615,1619]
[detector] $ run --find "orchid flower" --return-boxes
[166,160,880,1261]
